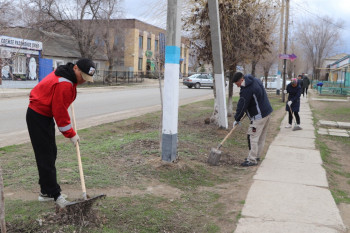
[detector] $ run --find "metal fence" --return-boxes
[312,81,350,96]
[94,70,150,84]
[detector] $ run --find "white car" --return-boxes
[183,73,214,89]
[260,77,290,89]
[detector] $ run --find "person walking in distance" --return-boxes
[232,72,273,167]
[26,58,96,208]
[302,73,310,97]
[297,74,303,90]
[284,78,302,129]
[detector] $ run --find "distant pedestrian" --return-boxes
[26,58,96,208]
[301,73,310,97]
[284,78,302,129]
[232,72,273,167]
[297,74,303,89]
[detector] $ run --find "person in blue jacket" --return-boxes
[232,72,273,167]
[283,78,302,129]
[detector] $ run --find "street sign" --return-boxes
[279,53,297,61]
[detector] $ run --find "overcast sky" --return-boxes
[122,0,350,53]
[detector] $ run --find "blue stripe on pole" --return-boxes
[165,46,180,64]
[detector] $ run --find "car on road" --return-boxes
[183,73,214,89]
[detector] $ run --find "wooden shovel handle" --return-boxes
[217,113,246,150]
[71,104,87,200]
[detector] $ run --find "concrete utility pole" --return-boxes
[282,0,290,102]
[161,0,182,162]
[277,0,285,95]
[208,0,228,129]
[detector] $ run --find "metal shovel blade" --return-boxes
[61,194,106,213]
[208,148,222,166]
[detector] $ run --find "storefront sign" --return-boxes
[0,35,42,51]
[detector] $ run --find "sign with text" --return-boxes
[279,53,297,61]
[0,35,42,51]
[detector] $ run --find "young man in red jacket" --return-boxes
[26,58,95,208]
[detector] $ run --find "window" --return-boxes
[94,62,100,71]
[147,38,151,50]
[139,36,143,49]
[13,56,26,74]
[155,40,158,51]
[138,58,143,70]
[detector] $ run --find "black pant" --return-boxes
[288,111,300,125]
[26,107,61,197]
[302,87,308,96]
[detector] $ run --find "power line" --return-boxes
[292,1,348,32]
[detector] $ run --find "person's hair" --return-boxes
[232,72,244,82]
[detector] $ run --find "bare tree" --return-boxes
[184,0,278,119]
[0,0,20,28]
[297,16,343,81]
[29,0,107,58]
[97,0,124,84]
[260,46,278,88]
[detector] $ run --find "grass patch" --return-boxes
[156,164,225,191]
[3,94,285,232]
[331,189,350,204]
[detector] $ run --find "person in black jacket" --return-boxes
[232,72,273,167]
[297,74,303,89]
[301,73,310,97]
[283,78,302,129]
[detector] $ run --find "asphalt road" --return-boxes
[0,84,214,147]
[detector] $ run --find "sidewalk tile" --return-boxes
[319,120,338,128]
[264,145,322,164]
[241,181,345,230]
[236,218,340,233]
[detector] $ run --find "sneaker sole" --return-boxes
[38,193,67,202]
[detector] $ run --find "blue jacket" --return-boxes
[234,74,273,122]
[285,82,301,112]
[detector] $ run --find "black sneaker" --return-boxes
[241,160,258,167]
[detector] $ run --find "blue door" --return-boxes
[38,58,53,82]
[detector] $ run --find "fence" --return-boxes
[94,70,151,84]
[313,81,350,96]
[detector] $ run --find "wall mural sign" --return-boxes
[0,36,42,51]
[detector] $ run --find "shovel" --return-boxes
[288,105,302,131]
[62,104,105,211]
[207,114,246,166]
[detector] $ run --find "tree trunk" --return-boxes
[227,66,237,117]
[107,64,113,85]
[0,165,6,233]
[251,60,257,77]
[264,70,269,89]
[210,73,219,124]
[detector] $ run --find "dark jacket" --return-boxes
[234,74,273,121]
[298,79,303,88]
[302,76,310,88]
[285,82,301,112]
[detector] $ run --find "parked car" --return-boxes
[260,76,290,89]
[183,73,214,89]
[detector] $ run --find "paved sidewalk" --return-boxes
[235,97,346,233]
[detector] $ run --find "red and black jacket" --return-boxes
[28,63,78,138]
